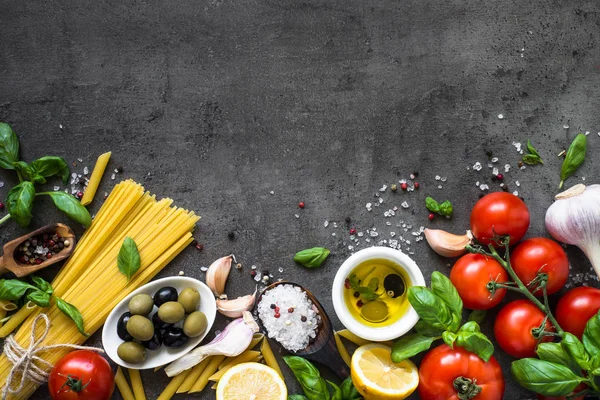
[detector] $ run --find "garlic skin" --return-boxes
[165,311,259,376]
[424,229,473,258]
[206,255,233,296]
[545,184,600,278]
[216,287,257,318]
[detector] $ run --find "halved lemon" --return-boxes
[216,362,287,400]
[351,343,419,400]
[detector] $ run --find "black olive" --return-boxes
[152,312,173,330]
[153,286,178,307]
[117,312,134,341]
[163,327,189,348]
[142,330,163,351]
[383,274,405,298]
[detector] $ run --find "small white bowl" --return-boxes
[332,247,426,342]
[102,276,216,370]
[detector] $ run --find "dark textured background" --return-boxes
[1,0,600,398]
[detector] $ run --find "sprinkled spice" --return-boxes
[414,182,420,190]
[227,231,235,240]
[349,228,357,235]
[14,231,68,265]
[390,184,398,192]
[356,300,364,308]
[400,182,408,191]
[298,202,305,209]
[428,213,435,221]
[344,278,351,289]
[288,307,294,313]
[195,243,204,251]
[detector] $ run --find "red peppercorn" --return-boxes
[275,306,280,312]
[250,270,257,277]
[288,307,294,313]
[400,182,408,191]
[195,243,204,251]
[35,259,42,265]
[349,228,357,235]
[428,213,435,221]
[344,278,351,289]
[0,202,4,210]
[47,253,52,258]
[356,300,364,307]
[414,182,420,190]
[496,174,504,181]
[76,191,83,199]
[274,313,281,318]
[298,202,305,209]
[48,240,55,247]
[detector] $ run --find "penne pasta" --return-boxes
[189,355,225,393]
[80,151,111,206]
[0,302,37,338]
[157,369,192,400]
[334,332,351,367]
[115,367,135,400]
[176,357,211,393]
[260,338,283,378]
[127,368,146,400]
[211,351,262,381]
[0,300,17,312]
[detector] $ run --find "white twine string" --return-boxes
[2,313,103,400]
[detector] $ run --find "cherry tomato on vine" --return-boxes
[449,253,508,310]
[418,344,505,400]
[510,238,569,296]
[48,350,114,400]
[470,192,530,246]
[556,286,600,338]
[494,300,553,358]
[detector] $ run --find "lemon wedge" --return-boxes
[351,343,419,400]
[216,362,287,400]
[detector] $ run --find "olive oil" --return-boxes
[344,258,412,328]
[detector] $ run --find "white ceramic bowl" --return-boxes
[332,247,426,342]
[102,276,216,369]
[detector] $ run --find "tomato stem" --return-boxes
[58,374,90,393]
[453,376,482,400]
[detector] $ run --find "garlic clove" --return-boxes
[216,287,257,318]
[424,229,473,258]
[206,255,233,296]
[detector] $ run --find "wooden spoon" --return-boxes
[0,223,76,277]
[257,281,350,379]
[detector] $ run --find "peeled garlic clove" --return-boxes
[216,287,257,318]
[424,229,473,258]
[206,255,233,296]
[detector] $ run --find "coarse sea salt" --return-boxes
[257,284,319,352]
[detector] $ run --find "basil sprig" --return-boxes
[118,237,141,281]
[559,134,587,188]
[425,197,453,217]
[392,272,494,363]
[293,247,330,269]
[522,139,544,165]
[0,122,92,227]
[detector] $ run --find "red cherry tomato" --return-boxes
[418,344,505,400]
[48,350,114,400]
[556,286,600,338]
[510,238,569,296]
[494,300,553,358]
[470,192,530,246]
[450,253,508,310]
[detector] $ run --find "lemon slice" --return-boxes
[216,362,287,400]
[351,343,419,400]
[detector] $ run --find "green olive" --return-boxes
[183,311,208,337]
[128,294,154,315]
[178,288,200,313]
[360,301,389,323]
[117,341,146,364]
[126,315,154,341]
[158,301,185,324]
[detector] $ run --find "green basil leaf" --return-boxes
[583,310,600,356]
[327,380,342,400]
[536,342,580,374]
[559,134,587,188]
[43,192,92,227]
[293,247,330,269]
[283,356,330,400]
[288,396,309,400]
[591,353,600,374]
[31,276,53,295]
[468,310,486,324]
[55,297,88,336]
[0,279,38,300]
[117,237,141,282]
[430,271,462,331]
[414,320,445,337]
[339,377,361,400]
[456,331,494,362]
[561,332,590,370]
[425,197,440,213]
[26,290,51,307]
[522,154,543,165]
[12,161,34,181]
[511,358,585,396]
[425,197,453,217]
[30,156,70,184]
[0,122,20,170]
[527,139,542,159]
[407,286,453,330]
[6,181,35,227]
[442,331,457,348]
[391,333,437,362]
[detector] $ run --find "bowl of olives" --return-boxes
[102,276,216,369]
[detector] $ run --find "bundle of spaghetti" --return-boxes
[0,179,200,399]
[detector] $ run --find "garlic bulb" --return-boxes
[206,255,233,296]
[216,287,257,318]
[165,311,259,376]
[545,184,600,278]
[424,229,473,258]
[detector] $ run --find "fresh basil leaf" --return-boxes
[425,197,440,213]
[458,321,481,333]
[468,309,487,324]
[527,139,543,159]
[456,331,494,362]
[26,290,51,307]
[288,396,309,400]
[367,277,378,291]
[511,358,585,396]
[442,331,457,348]
[522,154,543,165]
[118,237,141,282]
[407,286,453,330]
[591,353,600,375]
[55,297,88,336]
[293,247,330,269]
[430,271,462,331]
[6,181,35,227]
[12,161,34,181]
[391,333,437,362]
[0,122,20,170]
[438,200,453,217]
[561,332,590,370]
[414,320,445,337]
[583,310,600,356]
[348,274,380,301]
[559,134,587,188]
[327,380,342,400]
[30,156,70,184]
[537,342,580,374]
[0,279,38,300]
[283,356,330,400]
[425,197,453,217]
[43,192,92,227]
[31,276,53,295]
[339,377,361,400]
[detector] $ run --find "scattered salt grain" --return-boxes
[278,267,284,273]
[294,214,300,219]
[585,131,590,136]
[563,124,569,129]
[513,191,519,196]
[379,185,387,192]
[504,164,511,173]
[111,173,116,180]
[53,186,60,191]
[492,167,499,175]
[498,114,504,119]
[83,166,89,175]
[77,158,83,163]
[200,266,208,272]
[437,185,443,189]
[475,181,480,186]
[178,271,185,276]
[441,177,447,182]
[473,162,482,171]
[491,157,498,163]
[366,203,373,211]
[401,201,409,209]
[269,191,275,195]
[515,181,520,187]
[435,175,441,181]
[480,184,489,191]
[324,220,329,228]
[0,181,4,188]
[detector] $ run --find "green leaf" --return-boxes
[430,271,462,331]
[414,320,445,337]
[442,331,457,348]
[425,197,453,217]
[511,358,585,396]
[527,140,543,162]
[293,247,330,269]
[43,192,92,227]
[0,122,20,170]
[522,154,544,166]
[559,134,587,188]
[561,332,590,370]
[55,297,88,336]
[391,333,437,362]
[31,276,53,295]
[458,321,481,333]
[26,290,51,307]
[407,286,453,330]
[456,331,494,362]
[348,274,380,301]
[583,310,600,356]
[283,356,330,400]
[30,156,70,184]
[12,161,34,181]
[339,377,361,400]
[6,181,35,227]
[327,380,342,400]
[0,279,38,301]
[117,237,141,282]
[536,342,580,374]
[468,309,486,324]
[288,396,309,400]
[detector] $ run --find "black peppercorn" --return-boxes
[301,316,307,322]
[227,231,235,240]
[270,304,276,309]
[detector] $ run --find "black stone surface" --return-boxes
[1,0,600,398]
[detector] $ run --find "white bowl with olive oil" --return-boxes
[332,247,426,342]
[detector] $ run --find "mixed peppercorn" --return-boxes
[14,232,70,265]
